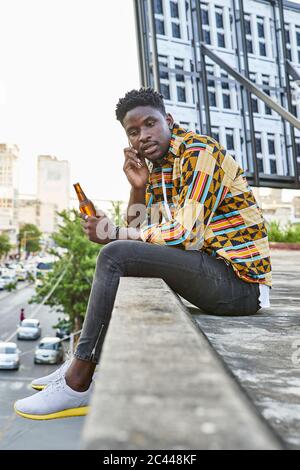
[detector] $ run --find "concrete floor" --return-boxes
[188,250,300,450]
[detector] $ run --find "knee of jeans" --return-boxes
[98,240,134,267]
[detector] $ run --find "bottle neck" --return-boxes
[74,183,87,202]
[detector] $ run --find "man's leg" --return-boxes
[66,240,260,391]
[15,240,260,418]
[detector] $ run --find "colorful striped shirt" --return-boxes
[140,124,272,288]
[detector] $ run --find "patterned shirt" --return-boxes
[140,124,272,288]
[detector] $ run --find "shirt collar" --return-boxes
[152,123,187,169]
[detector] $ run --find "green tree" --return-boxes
[109,200,125,226]
[30,210,101,331]
[0,233,12,258]
[18,224,42,257]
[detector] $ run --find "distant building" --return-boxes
[37,155,70,233]
[0,144,19,243]
[253,187,300,225]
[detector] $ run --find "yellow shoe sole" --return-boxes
[14,404,90,420]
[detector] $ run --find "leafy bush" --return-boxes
[267,220,300,243]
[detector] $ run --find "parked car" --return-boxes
[0,342,20,370]
[17,319,41,340]
[0,276,15,290]
[16,267,27,281]
[34,337,64,365]
[55,319,72,340]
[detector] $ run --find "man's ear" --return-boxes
[166,113,174,130]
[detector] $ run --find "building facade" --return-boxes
[37,155,70,233]
[134,0,300,188]
[0,144,19,243]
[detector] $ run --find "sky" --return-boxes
[0,0,300,204]
[0,0,140,202]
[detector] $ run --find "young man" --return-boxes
[14,88,272,420]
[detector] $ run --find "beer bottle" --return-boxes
[73,182,96,217]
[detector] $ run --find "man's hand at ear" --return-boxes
[80,209,142,244]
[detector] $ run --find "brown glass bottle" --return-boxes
[73,182,96,217]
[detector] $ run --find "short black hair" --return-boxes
[115,87,166,123]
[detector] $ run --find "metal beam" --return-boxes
[194,1,211,134]
[200,43,300,131]
[148,0,161,92]
[277,0,299,186]
[237,0,259,186]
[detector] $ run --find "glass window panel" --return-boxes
[172,22,181,38]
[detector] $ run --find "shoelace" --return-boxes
[44,377,64,397]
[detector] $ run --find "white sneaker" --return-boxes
[31,359,71,391]
[14,376,94,420]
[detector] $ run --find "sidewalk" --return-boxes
[186,250,300,449]
[0,281,31,302]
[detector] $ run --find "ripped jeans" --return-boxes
[74,240,260,364]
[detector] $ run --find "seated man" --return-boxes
[14,87,272,420]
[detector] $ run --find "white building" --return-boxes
[152,0,300,179]
[37,155,70,233]
[0,144,19,243]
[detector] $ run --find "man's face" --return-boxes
[122,106,174,162]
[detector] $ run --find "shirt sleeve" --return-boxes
[140,142,234,249]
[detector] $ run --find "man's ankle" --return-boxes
[65,374,91,392]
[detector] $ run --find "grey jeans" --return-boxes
[74,240,261,364]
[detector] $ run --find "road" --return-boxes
[0,284,85,450]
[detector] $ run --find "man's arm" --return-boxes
[123,147,149,229]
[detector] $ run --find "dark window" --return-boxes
[255,137,262,153]
[209,91,216,107]
[175,66,184,82]
[216,12,224,28]
[226,133,234,150]
[223,94,231,109]
[161,84,170,100]
[247,39,253,53]
[298,50,300,63]
[204,30,211,44]
[170,1,179,18]
[265,104,272,115]
[154,0,163,14]
[287,48,292,61]
[252,98,258,113]
[212,131,220,141]
[258,158,264,173]
[202,9,209,25]
[172,22,181,38]
[207,74,215,88]
[292,104,297,117]
[268,139,275,154]
[285,29,290,44]
[177,86,186,102]
[245,19,251,35]
[257,21,265,38]
[297,31,300,46]
[259,42,266,56]
[217,32,225,48]
[159,58,169,79]
[270,159,277,174]
[156,19,165,35]
[221,74,229,90]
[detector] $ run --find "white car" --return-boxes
[34,337,64,364]
[17,319,41,340]
[0,275,16,290]
[0,342,20,370]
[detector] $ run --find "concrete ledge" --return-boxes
[81,278,282,450]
